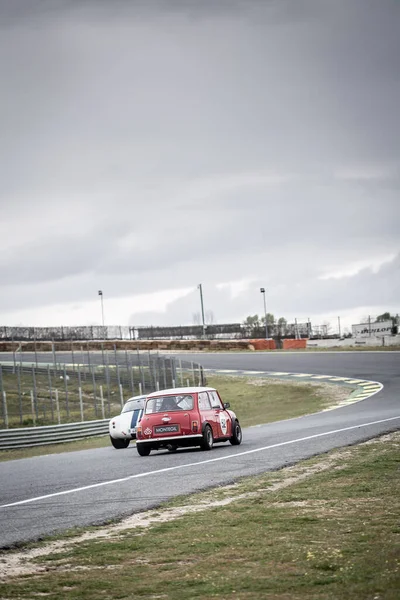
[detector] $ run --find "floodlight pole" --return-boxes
[98,290,105,333]
[260,287,268,339]
[198,284,206,339]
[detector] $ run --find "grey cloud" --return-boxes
[0,0,399,323]
[129,253,400,326]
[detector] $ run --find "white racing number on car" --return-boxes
[219,413,228,435]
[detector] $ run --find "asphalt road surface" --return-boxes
[0,351,399,549]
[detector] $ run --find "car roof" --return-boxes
[125,395,147,402]
[146,386,216,398]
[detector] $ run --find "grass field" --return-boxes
[1,432,398,599]
[0,375,351,462]
[206,375,350,427]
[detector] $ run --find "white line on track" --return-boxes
[1,415,399,510]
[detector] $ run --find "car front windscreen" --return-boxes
[145,394,194,414]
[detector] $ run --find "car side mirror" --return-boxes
[223,402,230,409]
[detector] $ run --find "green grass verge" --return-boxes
[1,433,399,599]
[206,375,350,428]
[0,375,351,462]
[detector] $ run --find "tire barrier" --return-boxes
[282,339,307,350]
[249,339,276,350]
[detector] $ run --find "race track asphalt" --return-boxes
[0,351,399,549]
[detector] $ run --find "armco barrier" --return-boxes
[0,420,109,450]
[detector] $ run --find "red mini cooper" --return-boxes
[135,386,242,456]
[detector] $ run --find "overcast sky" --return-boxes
[1,0,399,333]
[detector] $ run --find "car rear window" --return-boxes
[145,394,194,414]
[121,399,143,413]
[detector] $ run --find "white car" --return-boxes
[109,395,146,449]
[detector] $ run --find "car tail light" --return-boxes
[191,420,199,433]
[136,426,142,438]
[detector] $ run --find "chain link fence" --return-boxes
[0,350,205,429]
[0,326,131,341]
[0,322,312,342]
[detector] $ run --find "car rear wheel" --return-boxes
[229,421,242,446]
[200,425,214,451]
[137,444,151,456]
[110,436,130,449]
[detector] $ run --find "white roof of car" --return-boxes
[147,386,216,398]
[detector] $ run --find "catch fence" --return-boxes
[0,325,131,341]
[0,322,312,342]
[0,351,205,429]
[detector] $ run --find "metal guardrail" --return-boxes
[0,419,109,450]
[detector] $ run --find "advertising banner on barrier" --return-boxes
[352,320,393,337]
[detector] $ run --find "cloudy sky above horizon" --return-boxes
[1,0,399,333]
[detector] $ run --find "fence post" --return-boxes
[163,357,167,389]
[63,365,69,417]
[52,341,57,374]
[17,364,23,425]
[101,342,105,369]
[119,383,124,408]
[128,353,135,394]
[47,364,54,423]
[186,379,190,387]
[172,378,176,388]
[81,345,85,376]
[33,331,38,368]
[125,350,133,394]
[2,391,8,429]
[139,382,143,395]
[79,387,84,421]
[105,347,111,415]
[55,389,61,424]
[147,350,153,390]
[137,347,145,392]
[116,362,121,394]
[100,385,105,419]
[198,364,202,386]
[12,335,16,374]
[191,362,196,385]
[91,364,98,418]
[156,381,160,391]
[86,342,91,381]
[179,359,184,386]
[30,390,36,426]
[32,365,38,419]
